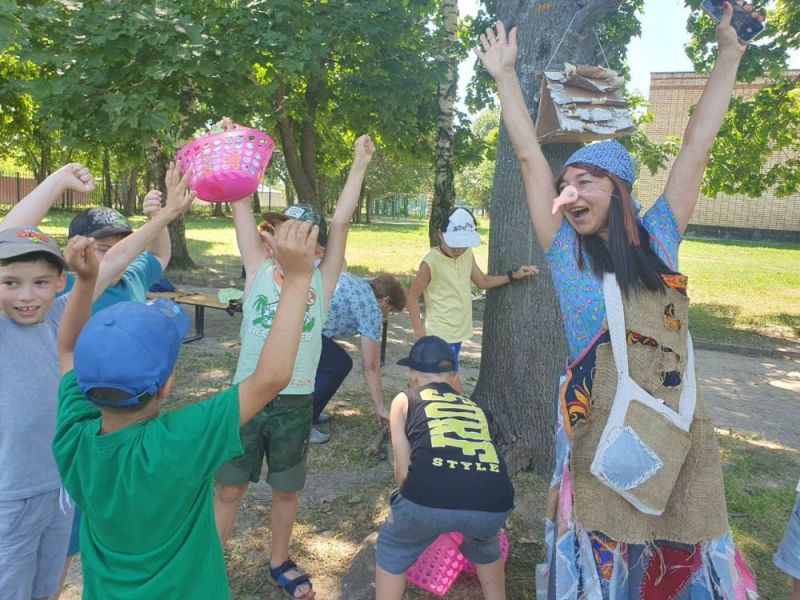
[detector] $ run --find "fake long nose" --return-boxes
[552,185,578,215]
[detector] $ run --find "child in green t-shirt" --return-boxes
[52,219,320,599]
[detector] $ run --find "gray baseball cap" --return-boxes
[0,227,67,269]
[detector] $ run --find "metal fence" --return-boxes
[371,194,429,221]
[0,171,104,211]
[0,171,288,215]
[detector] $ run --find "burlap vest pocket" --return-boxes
[590,388,692,515]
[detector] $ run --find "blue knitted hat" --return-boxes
[562,140,636,185]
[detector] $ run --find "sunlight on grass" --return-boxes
[23,208,800,345]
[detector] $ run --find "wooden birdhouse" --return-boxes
[536,63,634,145]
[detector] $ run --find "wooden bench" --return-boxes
[148,291,391,365]
[147,291,242,343]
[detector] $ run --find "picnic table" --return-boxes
[147,291,242,343]
[147,290,391,365]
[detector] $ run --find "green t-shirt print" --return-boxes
[247,293,317,338]
[234,260,325,393]
[52,371,243,599]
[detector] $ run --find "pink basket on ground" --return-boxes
[405,531,510,596]
[406,533,467,597]
[175,125,275,203]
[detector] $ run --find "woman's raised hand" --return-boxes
[474,21,518,80]
[717,1,764,56]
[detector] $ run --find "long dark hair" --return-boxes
[556,163,676,295]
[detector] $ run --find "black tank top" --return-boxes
[400,382,514,512]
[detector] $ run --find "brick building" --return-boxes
[637,71,800,241]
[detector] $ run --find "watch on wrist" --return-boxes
[507,269,514,282]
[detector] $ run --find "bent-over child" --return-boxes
[376,336,515,600]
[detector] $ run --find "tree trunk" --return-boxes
[102,148,113,208]
[473,0,622,476]
[365,187,372,224]
[212,202,225,217]
[122,166,139,216]
[428,0,460,247]
[354,180,365,224]
[146,141,195,269]
[118,171,130,215]
[274,82,320,209]
[251,190,261,214]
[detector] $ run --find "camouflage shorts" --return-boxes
[215,394,312,492]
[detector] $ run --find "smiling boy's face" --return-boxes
[0,258,66,325]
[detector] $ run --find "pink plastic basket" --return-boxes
[175,126,275,203]
[406,533,467,597]
[405,530,511,596]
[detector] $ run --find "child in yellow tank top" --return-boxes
[407,207,539,388]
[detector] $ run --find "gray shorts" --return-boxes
[376,493,511,575]
[775,494,800,579]
[0,489,73,600]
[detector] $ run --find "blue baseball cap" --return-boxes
[74,299,190,407]
[562,140,636,185]
[397,336,455,373]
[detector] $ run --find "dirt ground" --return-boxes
[59,298,800,599]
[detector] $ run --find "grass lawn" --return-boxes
[28,208,800,348]
[8,207,797,597]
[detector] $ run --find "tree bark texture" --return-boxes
[274,81,322,211]
[473,0,622,475]
[428,0,460,247]
[146,140,195,270]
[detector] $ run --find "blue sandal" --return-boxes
[268,559,314,599]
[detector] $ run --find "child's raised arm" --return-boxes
[92,163,195,300]
[141,189,172,270]
[58,236,100,374]
[231,200,269,294]
[319,135,375,306]
[0,164,95,231]
[663,2,759,233]
[238,220,318,425]
[475,22,561,249]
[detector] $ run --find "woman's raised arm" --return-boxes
[664,2,761,233]
[475,22,562,248]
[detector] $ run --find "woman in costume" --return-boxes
[476,3,762,598]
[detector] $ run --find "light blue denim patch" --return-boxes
[599,427,663,491]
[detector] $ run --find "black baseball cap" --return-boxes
[397,336,455,373]
[69,208,133,239]
[262,204,328,246]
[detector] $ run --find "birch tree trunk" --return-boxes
[474,0,623,475]
[428,0,460,246]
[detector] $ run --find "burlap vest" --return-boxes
[570,281,729,544]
